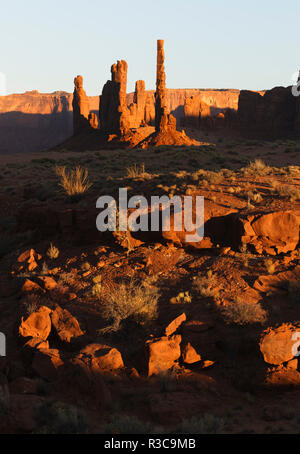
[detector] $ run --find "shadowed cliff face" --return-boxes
[0,88,240,154]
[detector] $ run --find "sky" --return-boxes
[1,0,300,96]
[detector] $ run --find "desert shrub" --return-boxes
[221,298,267,325]
[242,159,272,176]
[103,415,163,434]
[91,283,102,298]
[55,165,92,198]
[288,281,300,304]
[264,258,276,275]
[81,261,91,271]
[99,279,159,333]
[194,271,218,299]
[35,401,89,434]
[23,293,41,315]
[46,243,59,259]
[278,185,300,201]
[177,414,224,434]
[126,163,146,179]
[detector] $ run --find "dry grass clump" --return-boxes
[264,258,276,275]
[193,270,218,299]
[55,165,92,198]
[268,179,300,201]
[221,298,267,325]
[126,163,151,179]
[99,279,160,333]
[46,243,59,260]
[177,414,224,434]
[242,159,273,176]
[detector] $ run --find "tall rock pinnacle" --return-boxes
[154,39,176,133]
[72,75,90,134]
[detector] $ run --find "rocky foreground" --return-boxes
[0,137,300,433]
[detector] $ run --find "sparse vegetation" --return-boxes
[102,415,163,434]
[35,401,89,434]
[242,159,273,176]
[221,298,267,325]
[264,258,276,275]
[99,279,160,333]
[55,165,92,198]
[46,243,59,259]
[177,414,224,434]
[194,270,218,299]
[126,163,146,179]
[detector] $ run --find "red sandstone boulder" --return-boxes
[36,275,57,291]
[146,334,182,376]
[265,365,300,387]
[21,279,43,294]
[50,305,84,343]
[165,313,186,336]
[259,323,300,365]
[32,348,64,381]
[22,336,50,363]
[181,342,202,364]
[19,306,52,341]
[254,265,300,294]
[234,211,300,254]
[75,343,124,373]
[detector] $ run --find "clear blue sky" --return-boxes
[1,0,300,95]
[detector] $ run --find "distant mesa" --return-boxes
[0,39,299,153]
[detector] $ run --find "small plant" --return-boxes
[99,279,160,333]
[92,282,102,298]
[126,163,146,179]
[170,291,192,304]
[194,271,218,299]
[243,159,272,176]
[102,415,163,434]
[46,243,59,260]
[177,414,224,434]
[221,298,267,325]
[81,261,91,272]
[264,258,276,275]
[24,294,40,315]
[55,165,92,199]
[35,401,89,434]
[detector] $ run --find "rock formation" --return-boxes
[238,86,297,139]
[295,71,300,139]
[72,75,91,134]
[155,39,176,133]
[100,62,150,135]
[128,80,147,128]
[99,60,130,135]
[0,88,240,153]
[139,40,199,148]
[184,95,211,128]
